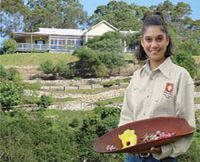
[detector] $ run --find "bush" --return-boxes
[0,81,23,110]
[2,38,17,54]
[73,47,125,78]
[37,95,53,110]
[6,68,21,81]
[86,31,123,53]
[0,65,21,81]
[39,61,56,77]
[172,50,197,78]
[73,47,102,77]
[0,65,7,80]
[55,61,75,78]
[69,118,79,128]
[102,80,121,87]
[93,63,109,78]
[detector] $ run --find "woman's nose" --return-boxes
[151,40,159,48]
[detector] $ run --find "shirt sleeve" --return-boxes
[153,72,196,160]
[118,80,134,127]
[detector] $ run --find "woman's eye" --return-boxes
[145,38,152,42]
[156,37,163,42]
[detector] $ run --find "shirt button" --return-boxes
[147,95,149,98]
[143,113,146,116]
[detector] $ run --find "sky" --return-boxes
[79,0,200,20]
[0,0,199,44]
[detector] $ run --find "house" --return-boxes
[12,20,138,53]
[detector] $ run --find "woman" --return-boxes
[119,12,196,162]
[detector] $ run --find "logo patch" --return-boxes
[165,82,174,94]
[163,82,174,99]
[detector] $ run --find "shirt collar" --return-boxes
[141,57,172,79]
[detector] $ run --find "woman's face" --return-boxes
[141,25,169,63]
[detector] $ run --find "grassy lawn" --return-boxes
[195,86,200,92]
[0,53,78,66]
[95,96,123,106]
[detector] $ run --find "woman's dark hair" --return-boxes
[135,12,173,61]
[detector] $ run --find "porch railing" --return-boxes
[16,43,80,53]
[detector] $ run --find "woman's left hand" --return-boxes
[150,146,161,154]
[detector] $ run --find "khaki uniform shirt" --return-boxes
[119,57,196,159]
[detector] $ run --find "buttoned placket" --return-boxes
[143,71,157,117]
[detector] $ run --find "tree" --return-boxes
[2,38,17,54]
[86,31,122,53]
[24,0,87,32]
[0,0,28,36]
[89,1,150,31]
[172,41,197,78]
[73,47,103,77]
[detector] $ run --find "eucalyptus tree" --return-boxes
[89,1,150,31]
[0,0,28,36]
[24,0,87,32]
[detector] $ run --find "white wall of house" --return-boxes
[86,23,116,37]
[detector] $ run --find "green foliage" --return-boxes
[0,108,200,161]
[98,52,125,74]
[89,1,149,31]
[102,80,121,87]
[69,118,79,128]
[74,106,122,161]
[0,110,76,162]
[23,82,42,91]
[55,61,75,78]
[39,60,75,79]
[0,81,23,110]
[73,47,124,78]
[0,65,21,81]
[95,96,123,107]
[39,60,56,76]
[172,42,197,78]
[0,53,78,66]
[0,65,7,79]
[86,31,123,53]
[37,95,53,110]
[73,47,102,77]
[2,38,17,54]
[93,63,109,78]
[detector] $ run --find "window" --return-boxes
[35,40,45,44]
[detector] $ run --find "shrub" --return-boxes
[2,38,17,54]
[93,63,109,78]
[172,50,197,78]
[102,80,121,87]
[0,65,7,80]
[0,81,23,110]
[86,31,122,53]
[73,47,102,77]
[0,65,21,81]
[39,61,56,77]
[55,61,75,78]
[98,52,125,71]
[69,118,79,128]
[6,68,21,81]
[37,95,53,110]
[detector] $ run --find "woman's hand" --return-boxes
[150,146,161,154]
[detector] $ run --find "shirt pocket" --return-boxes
[153,93,176,116]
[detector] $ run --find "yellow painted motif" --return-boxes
[118,129,137,149]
